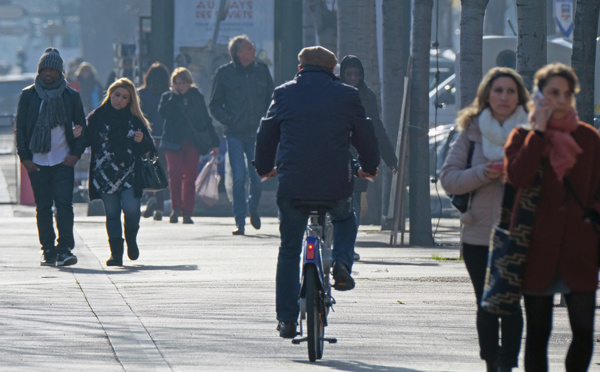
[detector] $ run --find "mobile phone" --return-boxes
[533,90,544,106]
[490,161,504,171]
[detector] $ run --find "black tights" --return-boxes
[524,292,596,372]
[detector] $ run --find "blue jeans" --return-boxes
[29,164,75,251]
[353,190,362,227]
[100,188,141,239]
[275,196,357,323]
[226,136,262,228]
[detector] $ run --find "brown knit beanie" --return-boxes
[38,48,64,73]
[298,46,337,69]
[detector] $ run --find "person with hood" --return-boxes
[339,55,398,260]
[15,47,86,267]
[255,46,380,339]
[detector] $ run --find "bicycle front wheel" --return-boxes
[305,265,325,361]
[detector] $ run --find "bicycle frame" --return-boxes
[299,214,332,304]
[292,205,337,361]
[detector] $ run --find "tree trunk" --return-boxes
[547,0,556,36]
[516,0,547,91]
[303,0,317,47]
[460,0,489,108]
[337,0,379,98]
[338,0,382,225]
[572,0,600,125]
[381,0,408,224]
[305,0,337,53]
[484,0,506,35]
[408,0,434,246]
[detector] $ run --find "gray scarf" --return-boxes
[29,75,68,153]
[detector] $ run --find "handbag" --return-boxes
[182,111,214,155]
[195,157,221,206]
[448,141,475,213]
[481,166,543,316]
[141,151,168,191]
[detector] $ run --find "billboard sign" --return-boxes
[553,0,574,38]
[174,0,274,87]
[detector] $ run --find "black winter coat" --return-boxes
[138,88,166,138]
[255,66,380,201]
[158,87,219,154]
[85,103,156,201]
[209,60,274,137]
[16,84,87,162]
[339,55,398,192]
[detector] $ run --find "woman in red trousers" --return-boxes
[158,68,219,224]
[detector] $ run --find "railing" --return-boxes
[0,114,17,204]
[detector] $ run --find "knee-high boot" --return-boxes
[124,226,139,260]
[107,238,124,266]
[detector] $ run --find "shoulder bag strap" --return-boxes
[564,177,600,235]
[466,140,475,168]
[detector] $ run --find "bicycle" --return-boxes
[291,201,338,362]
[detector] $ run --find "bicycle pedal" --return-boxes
[324,337,337,344]
[291,337,307,344]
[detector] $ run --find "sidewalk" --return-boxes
[0,152,598,371]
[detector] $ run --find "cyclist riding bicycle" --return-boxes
[254,46,380,339]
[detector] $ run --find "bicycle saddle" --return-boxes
[292,200,337,213]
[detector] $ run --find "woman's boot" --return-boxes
[124,226,139,260]
[107,238,124,266]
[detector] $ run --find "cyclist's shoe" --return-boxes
[276,321,298,338]
[353,252,361,261]
[56,250,77,267]
[250,209,261,230]
[332,262,355,291]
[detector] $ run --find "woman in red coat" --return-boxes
[504,63,600,371]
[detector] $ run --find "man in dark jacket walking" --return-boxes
[209,35,274,235]
[254,46,380,339]
[16,48,86,266]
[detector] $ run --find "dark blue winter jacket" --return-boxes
[255,66,380,201]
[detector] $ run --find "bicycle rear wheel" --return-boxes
[305,265,324,361]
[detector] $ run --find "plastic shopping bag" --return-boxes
[195,157,221,206]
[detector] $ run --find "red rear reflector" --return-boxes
[307,243,315,260]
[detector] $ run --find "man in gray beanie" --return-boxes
[16,47,86,266]
[254,46,380,338]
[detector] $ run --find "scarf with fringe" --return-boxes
[531,108,582,180]
[29,75,68,153]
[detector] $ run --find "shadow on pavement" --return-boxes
[293,359,425,371]
[232,233,280,239]
[355,260,440,267]
[61,264,198,275]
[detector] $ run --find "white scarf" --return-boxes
[478,106,529,161]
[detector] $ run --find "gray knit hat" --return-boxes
[38,48,63,73]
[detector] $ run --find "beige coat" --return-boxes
[440,120,503,246]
